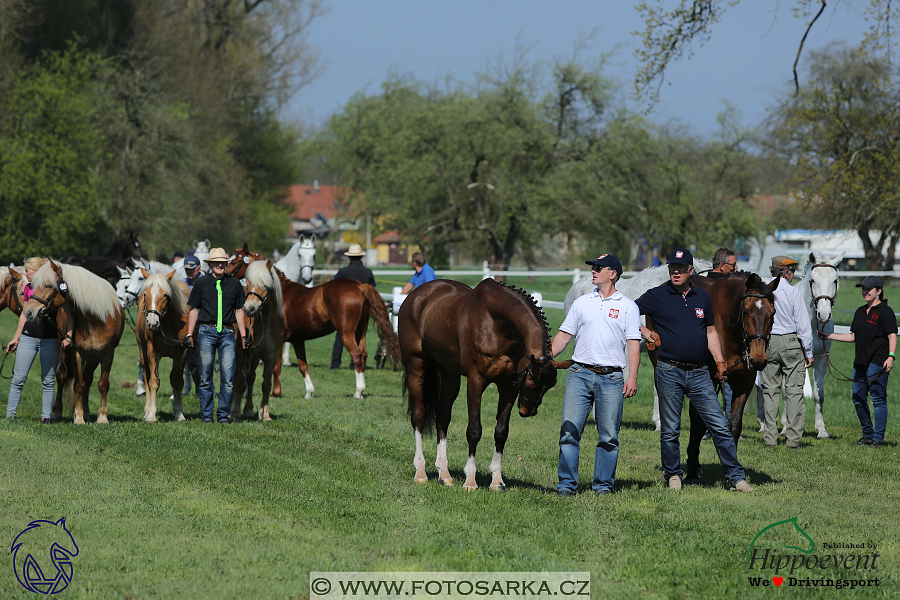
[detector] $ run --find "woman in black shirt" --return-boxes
[820,275,896,447]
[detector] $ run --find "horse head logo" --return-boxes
[11,518,79,594]
[746,516,815,560]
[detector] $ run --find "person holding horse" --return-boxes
[400,252,436,295]
[636,248,754,492]
[706,247,737,281]
[5,258,73,423]
[761,256,814,449]
[186,248,248,423]
[819,275,896,448]
[331,244,376,370]
[551,254,641,496]
[180,255,203,397]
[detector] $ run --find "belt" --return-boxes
[659,357,702,371]
[200,321,235,327]
[575,362,622,375]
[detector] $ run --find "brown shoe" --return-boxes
[731,480,755,492]
[668,475,682,490]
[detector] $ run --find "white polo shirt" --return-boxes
[560,288,641,368]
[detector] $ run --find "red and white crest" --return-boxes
[695,308,704,318]
[609,308,619,319]
[597,254,608,260]
[675,251,684,258]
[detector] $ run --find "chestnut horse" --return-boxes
[399,279,565,491]
[232,260,284,421]
[226,246,400,399]
[23,261,124,424]
[0,267,27,315]
[645,272,778,484]
[135,269,191,422]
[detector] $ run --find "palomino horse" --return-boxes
[135,269,191,422]
[227,246,401,399]
[23,261,124,424]
[644,272,778,484]
[0,266,27,315]
[400,279,565,491]
[232,260,284,421]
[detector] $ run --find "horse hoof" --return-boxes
[440,478,454,487]
[463,484,477,492]
[413,476,429,484]
[489,484,506,492]
[175,414,186,422]
[96,415,109,424]
[683,478,701,486]
[144,415,157,423]
[817,432,830,439]
[305,392,313,400]
[73,417,86,425]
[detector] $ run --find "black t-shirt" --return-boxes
[334,259,376,286]
[187,274,246,326]
[850,302,898,367]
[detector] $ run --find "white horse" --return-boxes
[193,239,211,274]
[758,251,844,439]
[115,266,133,308]
[276,235,317,366]
[564,259,713,431]
[119,258,174,309]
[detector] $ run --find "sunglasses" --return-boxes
[591,265,609,273]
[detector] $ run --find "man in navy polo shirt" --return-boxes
[552,254,641,496]
[636,248,754,492]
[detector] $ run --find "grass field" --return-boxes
[0,274,897,599]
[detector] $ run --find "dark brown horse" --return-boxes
[23,261,125,424]
[399,278,565,491]
[645,272,778,483]
[226,246,401,399]
[59,234,144,287]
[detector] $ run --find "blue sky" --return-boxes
[284,1,869,136]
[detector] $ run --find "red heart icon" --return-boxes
[773,577,783,586]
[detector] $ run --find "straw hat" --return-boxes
[344,244,365,257]
[204,248,230,263]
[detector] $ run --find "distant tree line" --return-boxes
[0,0,325,263]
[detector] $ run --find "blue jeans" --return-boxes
[655,361,746,484]
[851,363,889,443]
[6,335,59,420]
[197,324,236,422]
[558,364,624,493]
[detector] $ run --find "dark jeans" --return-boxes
[331,334,344,369]
[851,363,889,443]
[197,324,236,422]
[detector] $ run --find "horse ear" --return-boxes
[140,267,150,279]
[242,242,249,252]
[833,251,845,266]
[49,259,62,274]
[117,266,129,277]
[809,251,816,264]
[266,259,273,270]
[768,275,780,292]
[166,270,177,281]
[193,240,199,249]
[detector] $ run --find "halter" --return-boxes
[5,273,23,314]
[512,355,551,409]
[723,291,773,374]
[30,275,68,318]
[140,288,190,348]
[809,263,839,311]
[141,291,170,320]
[245,289,269,307]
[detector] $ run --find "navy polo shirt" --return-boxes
[636,281,715,365]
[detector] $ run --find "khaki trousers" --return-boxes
[760,333,807,447]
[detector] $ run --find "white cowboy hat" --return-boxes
[344,244,366,257]
[204,247,230,263]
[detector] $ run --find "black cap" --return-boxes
[666,248,693,266]
[171,250,184,260]
[856,275,884,289]
[585,254,623,275]
[184,256,201,268]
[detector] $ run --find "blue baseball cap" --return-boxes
[585,254,623,275]
[666,248,693,266]
[184,256,201,268]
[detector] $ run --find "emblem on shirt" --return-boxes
[868,313,880,325]
[609,308,619,319]
[695,308,704,318]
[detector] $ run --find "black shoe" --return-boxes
[556,490,575,497]
[40,418,51,425]
[856,437,874,445]
[870,441,884,448]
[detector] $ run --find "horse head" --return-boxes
[515,355,562,417]
[122,266,148,309]
[139,269,178,330]
[806,251,844,324]
[11,517,79,594]
[115,266,133,307]
[0,267,26,313]
[740,273,778,371]
[23,260,68,323]
[226,243,265,279]
[297,236,316,288]
[243,259,275,318]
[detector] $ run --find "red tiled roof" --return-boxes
[284,185,358,220]
[373,230,402,244]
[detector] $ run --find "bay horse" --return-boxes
[232,260,284,420]
[23,261,124,424]
[135,269,191,422]
[226,246,401,399]
[644,272,778,484]
[399,279,565,491]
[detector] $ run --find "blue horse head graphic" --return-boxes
[11,518,79,595]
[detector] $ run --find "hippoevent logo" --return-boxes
[745,517,880,590]
[10,518,79,594]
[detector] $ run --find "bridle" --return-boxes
[30,275,68,321]
[809,263,839,315]
[513,355,552,409]
[722,291,773,375]
[139,287,191,348]
[5,274,24,314]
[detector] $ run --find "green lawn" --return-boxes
[0,276,897,599]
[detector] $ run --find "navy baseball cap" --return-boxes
[856,275,884,289]
[585,254,623,275]
[171,250,184,260]
[184,256,201,269]
[666,248,693,266]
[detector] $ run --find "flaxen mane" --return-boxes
[246,261,283,317]
[32,262,120,321]
[141,273,188,316]
[0,266,24,290]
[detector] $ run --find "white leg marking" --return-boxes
[304,374,314,399]
[354,371,365,399]
[435,438,453,485]
[282,345,291,366]
[413,430,428,483]
[463,455,478,491]
[489,448,505,491]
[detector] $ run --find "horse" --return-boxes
[119,258,174,309]
[115,266,133,308]
[59,234,143,286]
[400,279,565,491]
[135,269,191,422]
[226,246,401,399]
[232,260,284,421]
[633,272,778,484]
[193,239,211,274]
[275,236,317,365]
[23,261,124,424]
[0,266,27,315]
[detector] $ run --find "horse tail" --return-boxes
[360,284,402,371]
[403,358,439,435]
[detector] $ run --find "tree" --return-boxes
[767,44,900,270]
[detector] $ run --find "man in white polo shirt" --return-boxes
[551,254,641,496]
